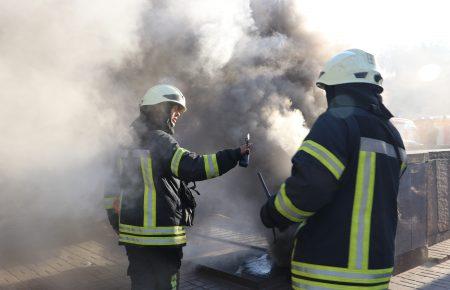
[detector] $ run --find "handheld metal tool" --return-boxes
[239,133,250,167]
[257,171,277,243]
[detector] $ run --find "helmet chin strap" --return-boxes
[166,118,175,134]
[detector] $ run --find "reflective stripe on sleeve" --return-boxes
[299,140,345,180]
[291,261,392,285]
[103,196,116,209]
[203,154,219,179]
[349,151,376,270]
[399,148,407,163]
[171,148,189,177]
[274,183,314,223]
[119,224,185,236]
[400,162,407,176]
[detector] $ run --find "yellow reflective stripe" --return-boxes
[349,151,377,269]
[363,153,376,269]
[149,157,156,227]
[291,261,393,275]
[141,156,150,227]
[299,140,345,179]
[119,234,187,246]
[203,154,219,179]
[291,263,391,284]
[292,271,389,284]
[141,154,156,227]
[103,197,116,209]
[117,156,123,173]
[274,183,314,222]
[170,273,177,290]
[292,276,389,290]
[400,162,407,176]
[171,148,188,177]
[119,224,185,236]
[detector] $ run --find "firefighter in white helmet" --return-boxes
[261,49,406,289]
[104,84,251,290]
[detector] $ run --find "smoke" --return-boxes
[105,0,326,229]
[0,0,148,260]
[379,46,450,118]
[0,0,327,266]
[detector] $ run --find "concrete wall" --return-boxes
[394,150,450,272]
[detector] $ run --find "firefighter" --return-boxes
[260,49,407,289]
[104,84,251,290]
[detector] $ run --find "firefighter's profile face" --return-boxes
[170,105,183,125]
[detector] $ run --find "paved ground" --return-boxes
[4,220,450,290]
[0,217,271,290]
[390,239,450,289]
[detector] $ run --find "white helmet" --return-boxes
[140,84,187,111]
[316,49,383,92]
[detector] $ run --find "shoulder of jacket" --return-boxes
[149,130,176,141]
[325,107,370,120]
[387,120,405,148]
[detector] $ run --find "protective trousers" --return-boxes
[125,246,182,290]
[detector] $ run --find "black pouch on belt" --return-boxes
[179,181,200,226]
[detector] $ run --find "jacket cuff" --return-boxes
[233,148,242,162]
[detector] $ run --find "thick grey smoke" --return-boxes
[0,0,327,267]
[0,0,147,260]
[105,0,326,227]
[102,0,328,266]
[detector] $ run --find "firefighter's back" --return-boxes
[293,107,406,289]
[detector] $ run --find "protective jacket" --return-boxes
[261,89,406,289]
[104,117,241,247]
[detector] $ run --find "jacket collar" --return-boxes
[327,84,394,120]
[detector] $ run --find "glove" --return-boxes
[260,202,276,228]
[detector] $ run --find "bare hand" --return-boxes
[240,143,253,155]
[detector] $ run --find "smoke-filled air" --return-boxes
[0,0,327,263]
[104,0,328,230]
[3,0,447,271]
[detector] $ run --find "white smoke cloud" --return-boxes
[0,0,149,254]
[0,0,146,177]
[0,0,324,262]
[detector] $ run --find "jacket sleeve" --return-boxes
[103,154,123,232]
[262,112,349,229]
[155,131,242,182]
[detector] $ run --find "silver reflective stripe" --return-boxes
[171,148,188,177]
[356,152,371,268]
[104,197,115,209]
[132,149,150,158]
[291,264,391,280]
[207,155,215,177]
[119,224,185,235]
[275,191,310,222]
[140,153,154,227]
[203,154,219,179]
[399,148,407,162]
[301,142,344,178]
[360,137,396,157]
[119,234,186,246]
[360,137,406,162]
